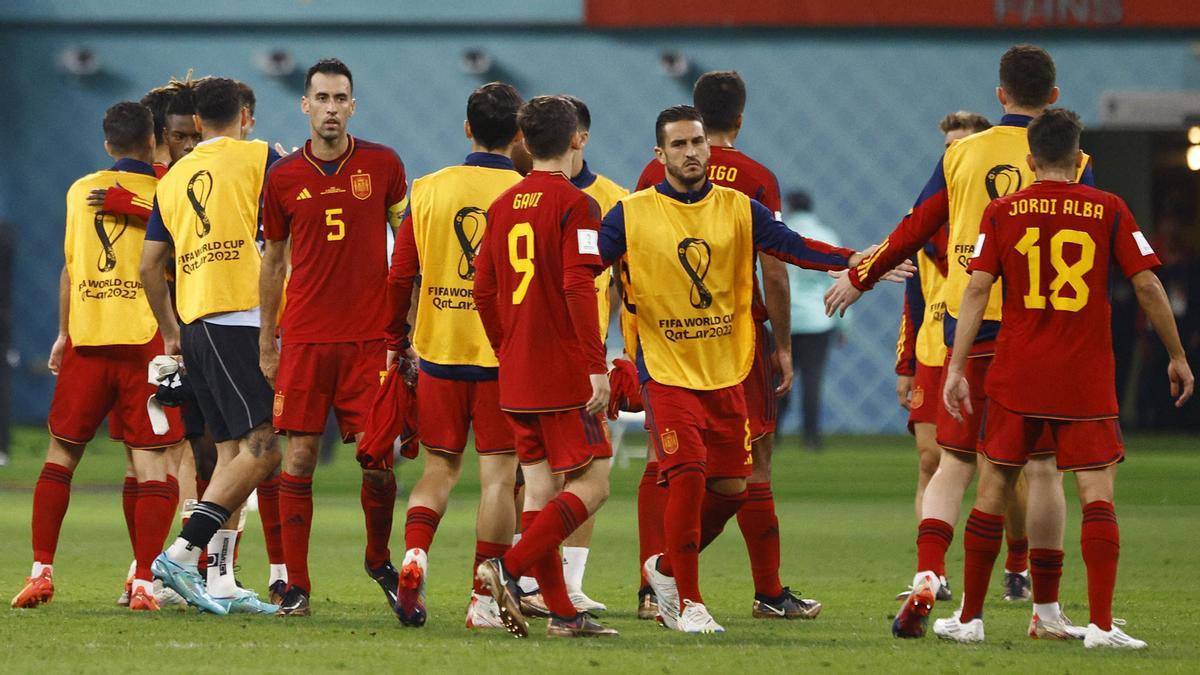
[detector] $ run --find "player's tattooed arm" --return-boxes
[87,184,152,223]
[49,265,69,375]
[140,240,180,355]
[258,239,288,386]
[943,270,993,421]
[1130,270,1194,407]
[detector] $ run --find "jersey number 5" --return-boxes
[508,222,535,304]
[326,208,345,241]
[1014,227,1095,312]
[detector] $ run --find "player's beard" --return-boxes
[667,160,706,192]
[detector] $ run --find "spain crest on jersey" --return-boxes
[351,172,372,200]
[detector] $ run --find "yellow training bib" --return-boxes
[64,170,159,346]
[623,186,755,390]
[583,172,629,344]
[410,164,522,367]
[156,137,268,323]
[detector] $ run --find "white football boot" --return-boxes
[677,599,724,634]
[933,610,985,643]
[642,554,680,629]
[1084,620,1147,650]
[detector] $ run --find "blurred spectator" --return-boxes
[776,189,841,449]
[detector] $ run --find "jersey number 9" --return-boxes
[508,222,535,305]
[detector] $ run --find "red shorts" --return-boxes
[936,353,1053,457]
[273,340,385,440]
[417,373,513,454]
[907,363,942,432]
[48,335,183,450]
[506,408,612,474]
[980,400,1124,472]
[643,380,752,483]
[742,322,778,440]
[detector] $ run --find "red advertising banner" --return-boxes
[585,0,1200,29]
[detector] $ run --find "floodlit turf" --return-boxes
[1,427,1197,673]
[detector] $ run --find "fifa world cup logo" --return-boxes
[93,212,128,273]
[985,164,1023,200]
[187,170,214,238]
[677,237,713,310]
[453,206,487,280]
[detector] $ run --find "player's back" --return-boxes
[942,120,1090,322]
[979,181,1157,418]
[482,170,601,411]
[408,160,522,367]
[65,164,160,346]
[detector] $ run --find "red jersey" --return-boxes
[637,146,782,322]
[474,170,606,412]
[263,136,407,345]
[969,181,1160,419]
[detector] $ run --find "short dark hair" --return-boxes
[565,96,590,131]
[938,110,992,135]
[467,82,523,150]
[305,58,353,93]
[193,77,243,126]
[103,101,153,154]
[999,44,1056,109]
[1027,108,1082,169]
[140,88,174,144]
[518,96,578,160]
[692,70,745,133]
[655,105,705,146]
[237,81,256,116]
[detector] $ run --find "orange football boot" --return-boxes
[128,587,161,611]
[11,569,55,608]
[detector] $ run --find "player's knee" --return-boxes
[707,476,746,496]
[47,437,86,469]
[244,425,281,465]
[361,467,393,486]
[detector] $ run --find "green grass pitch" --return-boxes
[1,427,1197,673]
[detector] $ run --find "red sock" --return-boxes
[473,540,510,595]
[31,463,73,564]
[960,509,1004,622]
[1030,548,1064,604]
[257,476,285,565]
[657,465,705,607]
[531,548,575,617]
[279,472,314,593]
[1005,535,1029,573]
[700,488,746,550]
[361,472,397,568]
[404,506,442,553]
[502,492,589,577]
[195,478,209,500]
[1081,501,1120,631]
[637,461,668,586]
[736,482,783,597]
[134,480,174,582]
[917,518,954,576]
[165,474,180,514]
[122,476,138,553]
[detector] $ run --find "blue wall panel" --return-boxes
[3,25,1196,430]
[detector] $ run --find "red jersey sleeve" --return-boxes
[561,195,606,375]
[966,203,1002,277]
[385,210,419,350]
[850,159,950,290]
[473,206,503,353]
[1111,198,1162,278]
[760,169,782,215]
[386,151,408,207]
[261,172,289,242]
[101,184,153,222]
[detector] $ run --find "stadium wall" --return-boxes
[2,21,1196,431]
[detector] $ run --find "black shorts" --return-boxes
[180,321,273,443]
[182,400,206,440]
